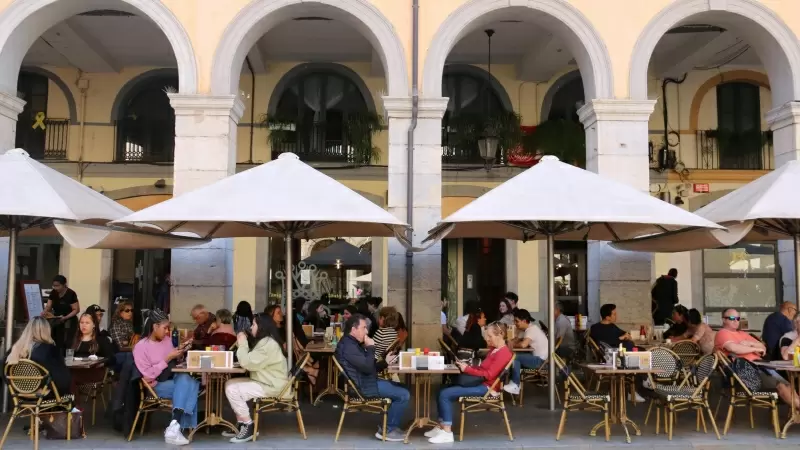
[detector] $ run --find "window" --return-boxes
[702,243,778,331]
[16,72,68,160]
[272,70,370,163]
[547,76,584,123]
[115,75,178,163]
[441,70,507,164]
[715,82,765,169]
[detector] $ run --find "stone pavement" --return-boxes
[1,390,799,449]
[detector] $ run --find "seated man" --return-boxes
[190,304,216,349]
[503,309,548,395]
[336,313,408,442]
[590,303,633,351]
[715,308,799,409]
[553,301,577,359]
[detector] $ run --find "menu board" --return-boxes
[18,280,44,320]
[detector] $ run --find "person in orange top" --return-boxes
[714,308,798,408]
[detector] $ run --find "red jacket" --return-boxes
[464,345,513,389]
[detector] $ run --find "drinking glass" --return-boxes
[65,349,74,363]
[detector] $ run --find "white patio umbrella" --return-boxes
[423,155,723,410]
[0,148,134,352]
[613,159,800,304]
[53,221,209,250]
[112,152,409,366]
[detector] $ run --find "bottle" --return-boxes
[794,349,799,368]
[640,325,646,341]
[575,314,582,330]
[171,327,179,348]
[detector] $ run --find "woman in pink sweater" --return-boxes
[427,322,513,443]
[133,310,200,446]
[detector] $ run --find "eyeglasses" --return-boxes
[725,316,741,321]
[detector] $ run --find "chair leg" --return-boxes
[459,403,465,442]
[667,405,674,441]
[556,409,567,440]
[127,410,141,442]
[253,408,260,442]
[501,406,513,441]
[382,407,388,441]
[645,399,652,425]
[749,404,755,429]
[296,407,307,440]
[140,412,148,436]
[66,409,72,441]
[0,410,17,449]
[92,395,97,426]
[705,401,720,440]
[772,401,780,439]
[723,401,735,435]
[715,396,722,419]
[33,409,39,450]
[334,406,346,442]
[604,407,610,442]
[656,405,660,435]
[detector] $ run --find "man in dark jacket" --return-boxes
[336,313,409,441]
[652,268,679,325]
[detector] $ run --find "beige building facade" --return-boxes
[0,0,797,340]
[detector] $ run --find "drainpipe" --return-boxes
[405,0,419,346]
[245,57,256,163]
[76,77,89,181]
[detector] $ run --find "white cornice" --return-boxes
[578,99,656,125]
[168,94,245,123]
[766,101,800,130]
[382,97,449,119]
[0,91,25,120]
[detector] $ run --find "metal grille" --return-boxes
[271,122,370,164]
[43,119,69,159]
[115,118,174,163]
[696,130,773,170]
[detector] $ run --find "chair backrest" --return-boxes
[554,336,563,350]
[443,333,459,350]
[483,353,516,399]
[380,337,402,360]
[689,353,718,397]
[715,351,760,395]
[4,360,54,401]
[553,353,588,399]
[279,352,310,398]
[585,336,605,362]
[649,346,682,381]
[331,355,367,400]
[438,338,457,361]
[140,378,161,400]
[671,340,701,367]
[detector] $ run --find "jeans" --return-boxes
[511,353,545,384]
[376,380,410,431]
[153,373,201,429]
[437,385,488,426]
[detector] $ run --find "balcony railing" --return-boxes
[115,118,175,163]
[442,128,508,165]
[270,122,371,164]
[15,118,69,160]
[696,129,773,170]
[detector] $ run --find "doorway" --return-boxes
[462,238,506,320]
[112,249,171,332]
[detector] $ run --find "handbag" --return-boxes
[39,410,85,440]
[455,373,484,387]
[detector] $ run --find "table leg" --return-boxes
[782,372,800,438]
[402,375,439,444]
[617,375,641,443]
[187,374,238,441]
[313,355,346,406]
[589,375,639,444]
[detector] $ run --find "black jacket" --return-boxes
[458,323,486,350]
[335,335,386,397]
[651,275,679,325]
[29,343,71,396]
[109,352,142,436]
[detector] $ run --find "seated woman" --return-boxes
[673,308,715,355]
[223,314,290,443]
[7,317,71,396]
[207,309,237,349]
[457,309,487,351]
[233,301,254,334]
[304,300,328,331]
[497,299,514,328]
[109,300,137,350]
[71,313,114,359]
[133,310,200,446]
[427,322,513,443]
[268,304,320,386]
[373,307,400,361]
[663,305,689,339]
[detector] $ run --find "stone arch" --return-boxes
[211,0,409,98]
[443,64,513,112]
[423,0,614,101]
[629,0,800,107]
[20,66,78,124]
[540,70,582,121]
[110,68,179,122]
[688,70,770,131]
[0,0,198,96]
[267,63,377,116]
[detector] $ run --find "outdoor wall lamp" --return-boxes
[478,135,499,171]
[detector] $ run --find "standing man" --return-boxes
[762,302,797,359]
[336,314,408,441]
[651,268,679,325]
[503,309,548,395]
[553,301,576,358]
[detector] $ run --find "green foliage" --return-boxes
[343,112,385,164]
[445,111,523,155]
[523,119,586,167]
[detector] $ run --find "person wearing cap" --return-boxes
[86,304,110,341]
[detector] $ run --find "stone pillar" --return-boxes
[59,244,113,328]
[370,237,387,299]
[766,101,800,303]
[0,92,25,152]
[578,99,656,327]
[505,240,542,312]
[168,94,244,321]
[384,96,448,348]
[232,237,270,313]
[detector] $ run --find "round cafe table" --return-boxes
[172,365,247,441]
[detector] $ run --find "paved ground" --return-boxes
[2,387,799,449]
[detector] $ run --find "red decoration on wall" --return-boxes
[508,125,541,167]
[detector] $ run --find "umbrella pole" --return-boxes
[285,232,294,369]
[795,234,800,307]
[3,225,17,413]
[546,233,555,411]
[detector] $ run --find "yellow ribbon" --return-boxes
[729,249,748,266]
[31,112,46,130]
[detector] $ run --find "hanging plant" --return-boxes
[343,111,385,164]
[261,114,297,152]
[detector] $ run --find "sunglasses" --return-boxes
[120,309,132,313]
[725,316,741,321]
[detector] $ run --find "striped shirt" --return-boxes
[373,328,398,360]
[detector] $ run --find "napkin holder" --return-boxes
[399,351,415,370]
[187,350,233,369]
[412,355,428,370]
[427,356,445,370]
[623,351,652,369]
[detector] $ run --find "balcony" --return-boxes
[270,122,373,165]
[15,118,69,160]
[441,126,508,165]
[696,129,773,170]
[115,118,174,163]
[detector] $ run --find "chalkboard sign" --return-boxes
[18,280,44,320]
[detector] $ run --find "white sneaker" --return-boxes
[428,430,454,444]
[502,382,520,395]
[164,420,190,446]
[424,426,444,438]
[628,392,646,403]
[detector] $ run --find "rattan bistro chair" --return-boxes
[715,352,780,438]
[1,360,75,450]
[332,356,392,442]
[516,337,562,406]
[458,354,515,442]
[644,346,683,431]
[554,353,610,441]
[253,353,310,440]
[127,378,174,441]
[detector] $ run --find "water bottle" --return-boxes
[172,327,179,348]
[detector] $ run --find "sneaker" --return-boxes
[628,392,646,403]
[230,422,255,444]
[374,429,405,442]
[221,423,242,438]
[502,382,520,395]
[424,426,444,438]
[164,420,189,446]
[428,430,454,444]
